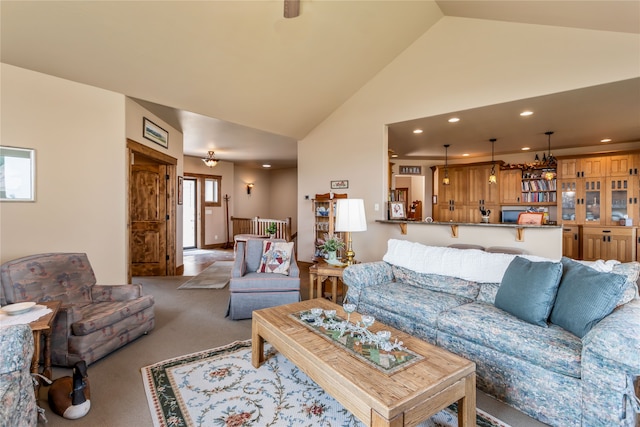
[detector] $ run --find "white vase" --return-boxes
[327,251,337,261]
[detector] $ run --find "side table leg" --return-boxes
[42,330,53,379]
[31,331,42,398]
[309,272,316,299]
[330,277,338,303]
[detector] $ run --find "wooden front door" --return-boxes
[130,159,168,276]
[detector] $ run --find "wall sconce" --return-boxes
[247,183,254,195]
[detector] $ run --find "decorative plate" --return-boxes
[1,302,36,316]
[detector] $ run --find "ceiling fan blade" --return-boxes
[284,0,300,18]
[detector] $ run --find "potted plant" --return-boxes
[266,222,278,238]
[320,233,345,261]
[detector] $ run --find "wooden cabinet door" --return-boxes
[609,155,632,177]
[500,169,522,204]
[580,157,606,178]
[558,159,578,179]
[605,177,634,225]
[583,178,605,225]
[467,165,499,206]
[436,204,466,222]
[582,228,605,260]
[558,179,582,224]
[608,228,636,262]
[562,226,581,259]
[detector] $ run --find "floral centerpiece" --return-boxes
[319,233,345,261]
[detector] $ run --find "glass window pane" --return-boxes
[204,178,219,203]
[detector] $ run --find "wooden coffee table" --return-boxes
[252,299,476,427]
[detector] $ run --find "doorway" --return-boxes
[127,139,177,280]
[183,178,197,249]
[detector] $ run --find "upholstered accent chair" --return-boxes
[0,324,37,427]
[0,253,155,367]
[228,239,300,320]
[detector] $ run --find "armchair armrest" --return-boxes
[583,299,640,372]
[91,284,143,302]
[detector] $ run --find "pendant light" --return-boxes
[488,138,497,184]
[442,144,450,185]
[543,131,555,181]
[202,151,219,168]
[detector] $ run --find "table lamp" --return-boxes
[335,199,367,265]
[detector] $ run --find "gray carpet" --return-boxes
[177,261,234,289]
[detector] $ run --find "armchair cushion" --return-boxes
[72,295,155,335]
[257,240,294,275]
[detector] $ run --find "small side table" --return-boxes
[308,261,348,303]
[29,300,61,394]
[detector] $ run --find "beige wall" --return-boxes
[268,168,298,235]
[1,64,128,283]
[298,17,640,262]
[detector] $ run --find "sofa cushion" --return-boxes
[356,281,472,333]
[228,272,300,293]
[550,257,628,338]
[438,302,582,379]
[71,295,155,336]
[391,265,480,299]
[495,256,562,327]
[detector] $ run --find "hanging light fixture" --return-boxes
[442,144,450,185]
[202,151,218,168]
[543,131,556,180]
[488,138,497,184]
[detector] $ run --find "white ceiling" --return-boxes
[2,1,639,168]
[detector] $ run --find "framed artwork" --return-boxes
[0,146,36,202]
[399,165,422,175]
[389,201,406,219]
[177,176,183,205]
[143,117,169,148]
[517,212,544,225]
[330,180,349,189]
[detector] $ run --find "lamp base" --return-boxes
[345,248,355,265]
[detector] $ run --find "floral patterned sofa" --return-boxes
[0,324,37,427]
[343,239,640,427]
[1,253,155,367]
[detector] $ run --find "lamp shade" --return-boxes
[335,199,367,232]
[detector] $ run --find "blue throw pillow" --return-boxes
[550,257,627,338]
[494,256,563,327]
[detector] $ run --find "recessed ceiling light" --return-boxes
[520,111,534,117]
[390,153,398,158]
[462,153,469,157]
[600,138,612,143]
[521,147,531,151]
[413,129,423,134]
[448,117,460,123]
[262,164,271,168]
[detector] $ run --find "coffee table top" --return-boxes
[253,299,475,422]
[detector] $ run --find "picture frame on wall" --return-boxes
[143,117,169,148]
[330,180,349,189]
[0,146,36,202]
[389,201,406,219]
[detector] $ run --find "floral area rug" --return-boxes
[141,340,511,427]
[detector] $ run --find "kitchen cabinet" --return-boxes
[436,164,499,223]
[500,169,522,204]
[609,154,633,177]
[562,225,581,259]
[579,157,607,178]
[558,179,580,224]
[557,158,578,179]
[606,177,638,225]
[582,226,637,262]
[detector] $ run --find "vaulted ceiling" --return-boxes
[2,1,639,168]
